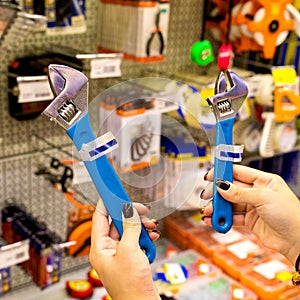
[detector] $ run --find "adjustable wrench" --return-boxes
[206,70,248,233]
[42,64,156,263]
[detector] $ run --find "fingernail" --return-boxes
[203,172,209,181]
[152,229,161,236]
[199,206,205,214]
[123,203,134,218]
[201,215,207,221]
[216,179,231,191]
[151,219,159,226]
[199,189,205,199]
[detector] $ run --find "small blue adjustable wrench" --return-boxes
[206,70,248,233]
[42,65,156,263]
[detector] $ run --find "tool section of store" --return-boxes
[1,0,300,299]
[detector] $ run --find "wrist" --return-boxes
[116,293,161,300]
[113,285,161,300]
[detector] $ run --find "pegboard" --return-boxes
[0,0,212,293]
[0,0,207,158]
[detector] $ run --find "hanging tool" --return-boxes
[228,1,243,44]
[274,86,300,123]
[42,65,156,263]
[35,157,74,192]
[234,0,262,54]
[67,220,92,257]
[131,133,153,162]
[146,2,166,57]
[0,1,46,51]
[206,70,248,233]
[259,111,275,157]
[272,65,300,123]
[190,0,214,66]
[247,0,295,59]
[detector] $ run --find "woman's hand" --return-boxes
[94,201,160,243]
[89,202,160,300]
[201,164,300,265]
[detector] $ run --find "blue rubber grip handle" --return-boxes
[212,118,234,233]
[67,113,156,263]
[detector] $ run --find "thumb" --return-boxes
[120,203,141,250]
[216,179,265,207]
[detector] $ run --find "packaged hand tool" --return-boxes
[8,54,82,120]
[206,70,248,233]
[42,64,156,263]
[0,239,12,296]
[190,0,214,66]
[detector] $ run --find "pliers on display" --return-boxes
[146,5,165,56]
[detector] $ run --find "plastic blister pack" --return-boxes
[176,273,258,300]
[187,225,251,258]
[154,238,179,263]
[240,252,300,299]
[152,249,222,297]
[212,235,276,280]
[164,212,205,250]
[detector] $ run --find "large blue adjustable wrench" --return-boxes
[42,64,156,263]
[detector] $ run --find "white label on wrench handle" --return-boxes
[215,144,244,162]
[79,131,119,161]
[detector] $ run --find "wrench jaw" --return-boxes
[207,70,248,122]
[42,64,89,130]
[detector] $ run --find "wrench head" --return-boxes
[207,70,248,121]
[42,64,89,130]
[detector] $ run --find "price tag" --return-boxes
[253,259,288,280]
[90,58,122,79]
[211,228,243,244]
[17,76,54,103]
[0,240,30,269]
[227,239,259,259]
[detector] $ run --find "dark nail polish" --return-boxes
[216,179,231,191]
[203,172,209,181]
[199,206,205,214]
[152,229,161,236]
[123,203,134,218]
[201,215,207,221]
[200,189,207,199]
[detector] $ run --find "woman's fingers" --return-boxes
[205,164,268,185]
[232,164,276,186]
[200,195,248,227]
[90,208,117,271]
[200,181,213,200]
[202,213,246,227]
[108,203,159,242]
[133,202,150,215]
[148,230,161,242]
[119,203,142,251]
